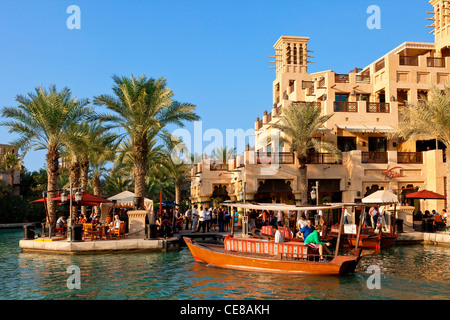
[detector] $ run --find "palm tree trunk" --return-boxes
[80,158,89,217]
[93,172,102,215]
[298,158,308,205]
[133,136,148,209]
[9,169,14,193]
[46,147,60,232]
[175,182,181,205]
[446,148,450,227]
[69,160,81,219]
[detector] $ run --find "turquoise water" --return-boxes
[1,228,449,300]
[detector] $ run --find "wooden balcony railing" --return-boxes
[367,102,390,113]
[256,152,295,164]
[356,74,370,84]
[335,74,350,83]
[427,57,445,68]
[399,55,418,66]
[375,59,385,72]
[318,77,326,88]
[334,101,358,112]
[302,80,314,90]
[307,153,342,164]
[210,162,229,171]
[397,152,423,164]
[361,151,388,163]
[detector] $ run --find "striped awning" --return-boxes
[337,125,394,133]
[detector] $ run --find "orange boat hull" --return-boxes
[184,237,361,276]
[347,234,399,248]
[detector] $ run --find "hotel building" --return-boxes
[190,0,449,214]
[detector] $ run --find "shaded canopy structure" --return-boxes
[158,200,179,207]
[361,190,399,204]
[405,189,446,200]
[30,191,112,207]
[99,191,154,223]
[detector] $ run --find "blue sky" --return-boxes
[0,0,434,172]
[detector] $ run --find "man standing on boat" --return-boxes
[274,225,284,244]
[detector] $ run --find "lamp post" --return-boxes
[310,180,319,206]
[67,183,82,242]
[310,180,319,224]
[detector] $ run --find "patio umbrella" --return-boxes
[158,200,179,207]
[50,191,113,206]
[405,189,446,200]
[362,189,399,204]
[30,197,46,204]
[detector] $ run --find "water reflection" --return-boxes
[1,229,449,300]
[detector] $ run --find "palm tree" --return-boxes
[93,74,199,209]
[1,84,91,230]
[64,121,118,216]
[0,146,22,193]
[102,168,133,197]
[211,146,236,164]
[390,85,450,225]
[272,101,341,205]
[162,134,191,205]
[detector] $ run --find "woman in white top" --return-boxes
[109,215,121,232]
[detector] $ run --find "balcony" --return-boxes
[210,162,229,171]
[399,55,419,66]
[361,151,388,163]
[335,74,349,83]
[256,152,295,164]
[356,74,370,84]
[375,59,385,72]
[397,152,423,164]
[427,57,445,68]
[366,102,390,113]
[307,153,342,164]
[334,101,358,112]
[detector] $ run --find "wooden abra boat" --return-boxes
[184,235,362,276]
[185,203,364,276]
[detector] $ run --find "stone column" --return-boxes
[127,210,147,239]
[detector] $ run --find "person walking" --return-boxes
[184,208,191,230]
[191,205,199,231]
[218,208,225,232]
[197,206,206,233]
[205,207,212,232]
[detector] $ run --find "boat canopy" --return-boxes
[220,202,344,212]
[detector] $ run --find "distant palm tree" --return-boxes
[94,74,199,209]
[0,146,22,192]
[102,168,133,197]
[272,101,341,205]
[162,134,191,205]
[1,84,91,229]
[390,85,450,225]
[211,146,236,164]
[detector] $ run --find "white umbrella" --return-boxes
[362,190,399,204]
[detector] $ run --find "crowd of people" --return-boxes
[414,209,447,223]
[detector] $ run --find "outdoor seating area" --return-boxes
[81,221,127,241]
